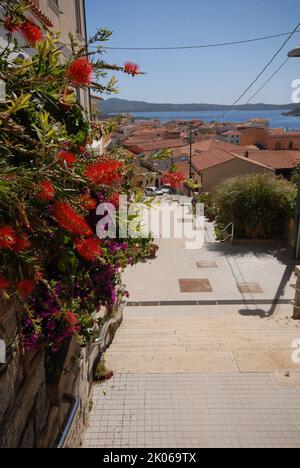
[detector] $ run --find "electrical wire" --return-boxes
[89,30,300,51]
[245,58,290,105]
[214,58,290,122]
[218,21,300,119]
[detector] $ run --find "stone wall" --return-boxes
[293,267,300,320]
[0,298,123,448]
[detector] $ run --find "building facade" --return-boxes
[0,0,90,112]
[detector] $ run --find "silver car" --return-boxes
[145,187,164,197]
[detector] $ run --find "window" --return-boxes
[75,0,82,36]
[48,0,60,15]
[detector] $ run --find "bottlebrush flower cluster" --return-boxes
[3,14,43,45]
[0,3,153,355]
[20,20,43,45]
[84,160,124,186]
[162,172,185,189]
[67,57,93,86]
[124,62,140,77]
[53,202,93,237]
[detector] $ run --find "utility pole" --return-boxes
[288,45,300,258]
[189,128,193,180]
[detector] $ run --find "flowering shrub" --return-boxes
[0,0,156,353]
[162,172,185,190]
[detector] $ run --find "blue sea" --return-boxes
[130,110,300,131]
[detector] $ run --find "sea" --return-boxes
[129,109,300,131]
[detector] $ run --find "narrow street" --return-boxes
[84,201,300,449]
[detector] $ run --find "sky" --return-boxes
[85,0,300,105]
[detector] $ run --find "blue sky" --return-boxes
[86,0,300,104]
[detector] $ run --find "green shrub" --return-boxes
[212,174,296,239]
[194,192,216,220]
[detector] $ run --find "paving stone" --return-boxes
[196,261,218,268]
[237,283,264,294]
[179,279,213,293]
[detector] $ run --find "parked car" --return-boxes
[145,187,164,197]
[161,185,172,194]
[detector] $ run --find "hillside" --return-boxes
[99,98,298,114]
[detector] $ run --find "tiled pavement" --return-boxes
[84,373,300,448]
[83,202,300,449]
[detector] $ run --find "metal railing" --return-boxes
[220,223,235,243]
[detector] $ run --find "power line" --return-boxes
[245,58,290,105]
[219,21,300,119]
[90,30,300,51]
[216,58,290,121]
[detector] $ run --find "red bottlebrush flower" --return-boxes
[108,192,121,209]
[124,62,140,77]
[0,226,17,249]
[17,279,35,299]
[53,202,93,237]
[20,21,43,45]
[3,16,21,33]
[78,145,86,154]
[12,236,31,253]
[162,172,185,189]
[38,180,55,201]
[57,150,76,168]
[75,238,102,262]
[84,160,124,186]
[0,274,9,290]
[35,271,43,283]
[67,57,93,86]
[80,194,97,211]
[65,310,81,334]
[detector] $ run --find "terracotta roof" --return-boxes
[172,139,213,157]
[223,131,242,136]
[124,139,187,153]
[268,131,300,138]
[247,151,300,169]
[192,147,236,172]
[191,140,272,173]
[25,0,53,28]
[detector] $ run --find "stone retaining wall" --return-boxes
[293,267,300,320]
[0,298,123,448]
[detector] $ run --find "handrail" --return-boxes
[56,395,80,449]
[220,222,235,243]
[92,301,123,349]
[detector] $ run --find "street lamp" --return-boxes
[288,46,300,258]
[288,46,300,58]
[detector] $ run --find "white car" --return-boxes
[161,185,172,194]
[145,187,164,197]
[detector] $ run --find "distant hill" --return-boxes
[283,108,300,117]
[99,98,299,114]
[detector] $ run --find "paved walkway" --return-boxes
[83,201,300,448]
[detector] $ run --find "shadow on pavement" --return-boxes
[205,242,299,318]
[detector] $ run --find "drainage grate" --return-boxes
[179,279,213,293]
